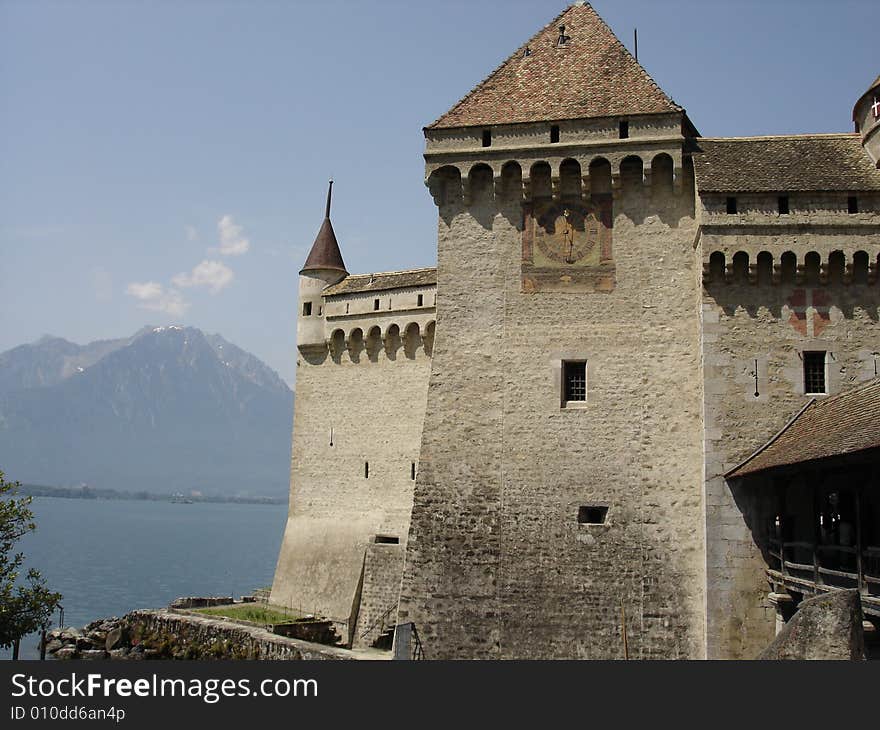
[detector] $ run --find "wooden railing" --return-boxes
[769,537,880,599]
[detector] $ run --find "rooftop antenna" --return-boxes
[634,28,638,62]
[325,178,333,219]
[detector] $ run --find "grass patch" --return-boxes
[194,604,301,625]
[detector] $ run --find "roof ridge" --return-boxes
[425,6,570,130]
[586,3,680,112]
[342,266,437,279]
[810,376,880,409]
[700,133,859,142]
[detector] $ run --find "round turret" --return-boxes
[853,74,880,167]
[298,181,348,350]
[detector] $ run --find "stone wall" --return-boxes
[48,611,354,660]
[270,327,430,644]
[127,610,353,660]
[700,206,880,658]
[398,140,707,658]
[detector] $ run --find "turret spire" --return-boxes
[300,179,348,275]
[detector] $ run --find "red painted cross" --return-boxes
[787,288,830,337]
[873,96,880,119]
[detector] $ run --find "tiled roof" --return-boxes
[428,3,681,130]
[726,378,880,478]
[692,134,880,193]
[323,267,437,296]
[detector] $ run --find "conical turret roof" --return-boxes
[300,181,348,275]
[428,3,681,130]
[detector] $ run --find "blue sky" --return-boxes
[1,0,876,385]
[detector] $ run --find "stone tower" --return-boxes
[396,2,707,659]
[272,182,437,647]
[854,74,880,167]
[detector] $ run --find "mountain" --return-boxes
[0,326,293,497]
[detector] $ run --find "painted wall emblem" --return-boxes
[787,289,830,337]
[522,194,614,293]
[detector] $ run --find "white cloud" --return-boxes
[125,281,189,316]
[171,259,234,293]
[217,214,250,256]
[185,225,198,242]
[126,281,164,301]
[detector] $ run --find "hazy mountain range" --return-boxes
[0,326,293,497]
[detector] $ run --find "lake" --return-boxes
[3,497,288,660]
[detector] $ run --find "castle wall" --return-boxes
[270,306,432,643]
[398,154,707,658]
[700,195,880,658]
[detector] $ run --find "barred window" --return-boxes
[563,361,587,403]
[803,351,826,394]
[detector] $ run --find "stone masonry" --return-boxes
[271,3,880,659]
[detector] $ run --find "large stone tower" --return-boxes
[396,2,707,659]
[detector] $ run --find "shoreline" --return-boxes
[20,484,286,505]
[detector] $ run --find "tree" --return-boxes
[0,471,62,654]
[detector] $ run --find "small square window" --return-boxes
[726,197,738,214]
[563,361,587,404]
[778,195,789,214]
[578,506,608,524]
[803,351,826,394]
[482,129,491,147]
[417,294,423,307]
[374,299,380,311]
[302,302,312,316]
[618,120,629,139]
[848,196,859,214]
[550,125,560,143]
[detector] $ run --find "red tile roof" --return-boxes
[428,3,681,130]
[726,378,880,478]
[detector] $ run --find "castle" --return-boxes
[271,3,880,659]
